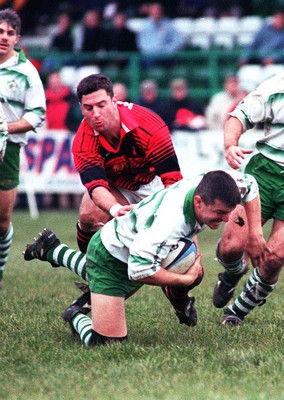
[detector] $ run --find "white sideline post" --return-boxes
[19,146,39,219]
[25,189,39,219]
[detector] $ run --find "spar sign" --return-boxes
[19,129,85,193]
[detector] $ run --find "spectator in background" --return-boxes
[113,82,129,102]
[108,1,178,19]
[205,75,240,131]
[105,10,138,69]
[139,1,178,18]
[45,70,77,130]
[223,85,249,125]
[41,11,75,74]
[136,79,168,121]
[177,0,209,18]
[239,7,284,65]
[136,2,185,67]
[49,12,74,52]
[73,9,107,53]
[164,78,206,132]
[204,0,252,17]
[106,11,137,52]
[54,1,109,22]
[44,70,82,210]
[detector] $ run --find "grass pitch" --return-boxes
[0,211,283,400]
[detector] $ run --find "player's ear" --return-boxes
[193,195,205,214]
[193,195,203,207]
[112,96,118,108]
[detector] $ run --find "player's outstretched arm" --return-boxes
[243,196,271,268]
[224,117,253,169]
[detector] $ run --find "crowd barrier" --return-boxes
[19,128,262,218]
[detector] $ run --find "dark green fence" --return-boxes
[29,49,243,105]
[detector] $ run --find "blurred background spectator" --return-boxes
[177,0,210,18]
[138,1,178,18]
[205,75,240,130]
[113,81,130,101]
[45,70,77,130]
[44,69,82,209]
[49,11,74,51]
[205,0,253,17]
[223,84,249,124]
[105,10,138,69]
[136,79,168,120]
[136,2,185,67]
[106,10,137,52]
[164,78,206,131]
[239,7,284,65]
[41,11,75,74]
[73,9,107,53]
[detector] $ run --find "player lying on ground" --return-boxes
[23,170,266,346]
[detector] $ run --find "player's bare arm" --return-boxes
[224,117,253,169]
[243,197,271,267]
[8,118,34,134]
[138,254,203,287]
[91,186,129,215]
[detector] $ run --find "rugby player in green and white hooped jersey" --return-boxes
[0,9,46,289]
[214,71,284,326]
[99,170,259,282]
[23,170,267,346]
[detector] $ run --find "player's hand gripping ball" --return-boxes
[161,237,204,289]
[162,237,197,273]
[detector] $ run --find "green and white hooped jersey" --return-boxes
[0,49,46,145]
[230,72,284,166]
[101,171,258,281]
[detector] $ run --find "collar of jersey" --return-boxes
[97,104,139,152]
[183,187,197,225]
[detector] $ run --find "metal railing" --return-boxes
[29,48,243,104]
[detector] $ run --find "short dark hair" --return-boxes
[76,73,114,102]
[0,8,21,34]
[195,170,241,208]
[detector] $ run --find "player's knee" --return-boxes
[88,329,128,346]
[262,254,283,280]
[78,219,105,233]
[79,204,111,231]
[217,238,244,263]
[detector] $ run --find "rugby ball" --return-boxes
[161,237,196,274]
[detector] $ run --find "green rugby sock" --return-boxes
[47,244,89,281]
[0,224,14,282]
[227,267,277,320]
[72,313,93,345]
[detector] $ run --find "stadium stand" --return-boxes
[237,64,284,92]
[236,15,263,47]
[189,17,216,49]
[19,15,273,105]
[212,16,239,49]
[237,64,264,92]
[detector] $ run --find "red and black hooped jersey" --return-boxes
[72,102,183,195]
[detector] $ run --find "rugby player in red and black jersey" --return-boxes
[72,73,183,253]
[67,74,199,327]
